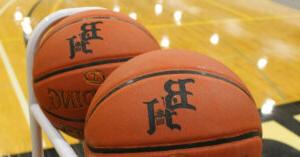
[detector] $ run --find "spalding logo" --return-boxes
[83,70,105,85]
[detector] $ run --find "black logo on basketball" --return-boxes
[144,79,196,135]
[66,21,103,59]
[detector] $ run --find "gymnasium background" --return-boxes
[0,0,299,156]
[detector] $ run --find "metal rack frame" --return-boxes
[26,7,103,157]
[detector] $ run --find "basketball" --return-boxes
[32,9,160,139]
[84,49,262,157]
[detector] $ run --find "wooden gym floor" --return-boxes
[0,0,299,156]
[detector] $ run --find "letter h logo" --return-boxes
[66,21,103,59]
[144,79,196,135]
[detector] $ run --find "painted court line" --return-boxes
[204,0,252,20]
[0,42,47,147]
[148,14,300,29]
[51,0,63,12]
[0,0,16,15]
[0,0,48,148]
[0,42,30,124]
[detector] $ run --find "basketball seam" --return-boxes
[86,69,254,121]
[33,56,132,83]
[87,131,261,154]
[34,15,159,82]
[41,69,253,123]
[42,107,85,122]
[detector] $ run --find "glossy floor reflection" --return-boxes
[0,0,299,156]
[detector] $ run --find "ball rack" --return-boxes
[26,7,103,157]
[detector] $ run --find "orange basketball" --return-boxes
[33,9,160,139]
[84,49,262,157]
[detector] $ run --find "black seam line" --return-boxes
[27,0,42,17]
[42,107,85,122]
[87,131,261,154]
[34,57,132,83]
[87,70,254,121]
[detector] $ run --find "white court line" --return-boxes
[0,0,36,150]
[0,0,47,149]
[0,42,30,124]
[0,42,47,147]
[0,0,16,15]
